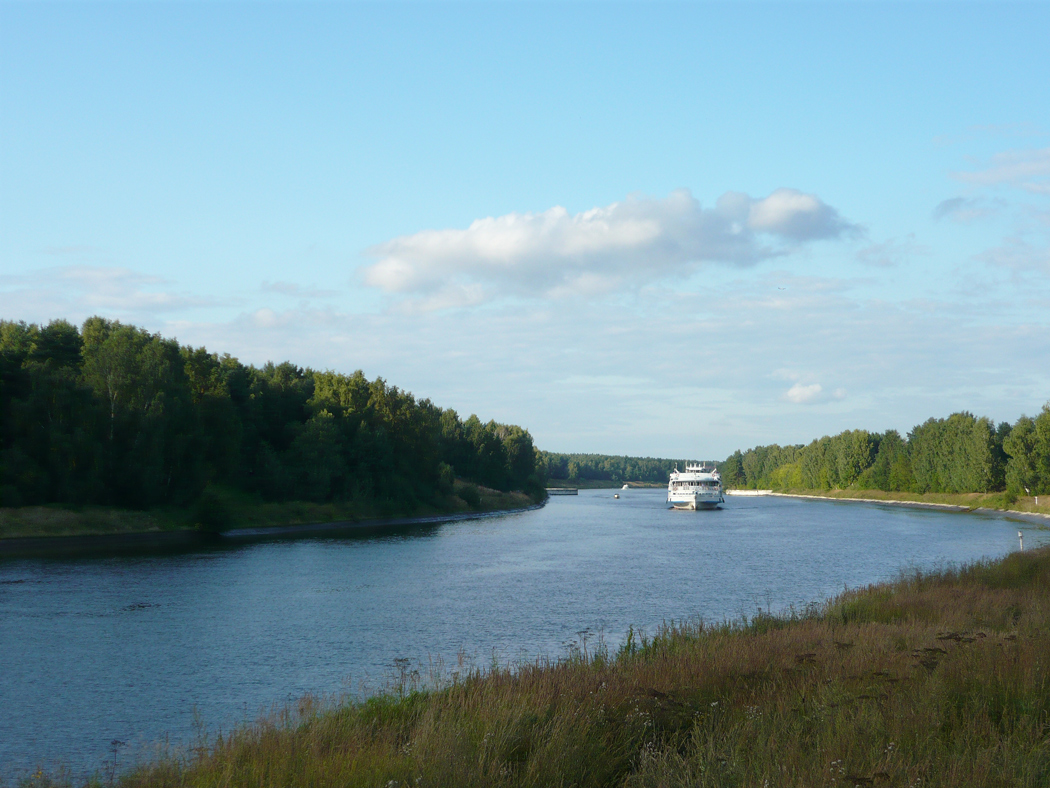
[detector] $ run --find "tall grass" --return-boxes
[23,548,1050,788]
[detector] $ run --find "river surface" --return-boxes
[2,491,1047,780]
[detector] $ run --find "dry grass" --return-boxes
[23,548,1050,788]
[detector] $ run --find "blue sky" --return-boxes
[2,1,1048,458]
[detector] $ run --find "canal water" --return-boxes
[1,491,1047,780]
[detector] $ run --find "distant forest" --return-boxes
[541,452,698,483]
[0,318,546,512]
[542,406,1050,499]
[721,407,1050,497]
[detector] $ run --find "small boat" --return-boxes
[621,483,629,490]
[667,463,724,510]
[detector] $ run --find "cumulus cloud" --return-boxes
[952,147,1050,195]
[744,189,855,241]
[362,188,857,306]
[782,382,848,405]
[784,382,823,404]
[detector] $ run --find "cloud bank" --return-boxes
[362,188,857,307]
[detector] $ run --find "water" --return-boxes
[1,491,1046,779]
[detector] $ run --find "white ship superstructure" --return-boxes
[667,463,724,510]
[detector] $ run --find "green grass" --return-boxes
[23,546,1050,787]
[0,484,539,540]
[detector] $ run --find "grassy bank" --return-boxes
[752,487,1050,517]
[0,483,537,541]
[29,546,1050,787]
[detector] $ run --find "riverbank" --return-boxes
[728,487,1050,523]
[32,544,1046,787]
[0,484,540,556]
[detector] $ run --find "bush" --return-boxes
[193,486,231,532]
[456,482,481,509]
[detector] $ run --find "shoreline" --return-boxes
[65,545,1050,786]
[727,489,1050,525]
[0,501,546,558]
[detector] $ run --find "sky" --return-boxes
[2,1,1049,459]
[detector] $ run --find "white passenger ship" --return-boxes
[667,463,724,510]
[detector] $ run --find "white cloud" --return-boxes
[953,147,1050,195]
[784,382,823,404]
[0,265,214,321]
[745,188,855,241]
[362,188,857,307]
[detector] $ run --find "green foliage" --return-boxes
[1003,405,1050,494]
[456,481,482,509]
[193,486,231,532]
[541,452,692,483]
[726,406,1050,496]
[0,317,543,515]
[909,412,1002,493]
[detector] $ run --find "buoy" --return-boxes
[614,494,620,499]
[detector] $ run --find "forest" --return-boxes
[720,407,1050,497]
[541,452,700,484]
[0,318,546,515]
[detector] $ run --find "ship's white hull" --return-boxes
[668,492,723,510]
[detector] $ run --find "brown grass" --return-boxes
[22,548,1050,788]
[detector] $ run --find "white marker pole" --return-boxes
[1018,531,1024,551]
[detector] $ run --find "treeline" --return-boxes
[720,407,1050,496]
[0,318,546,512]
[541,452,698,483]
